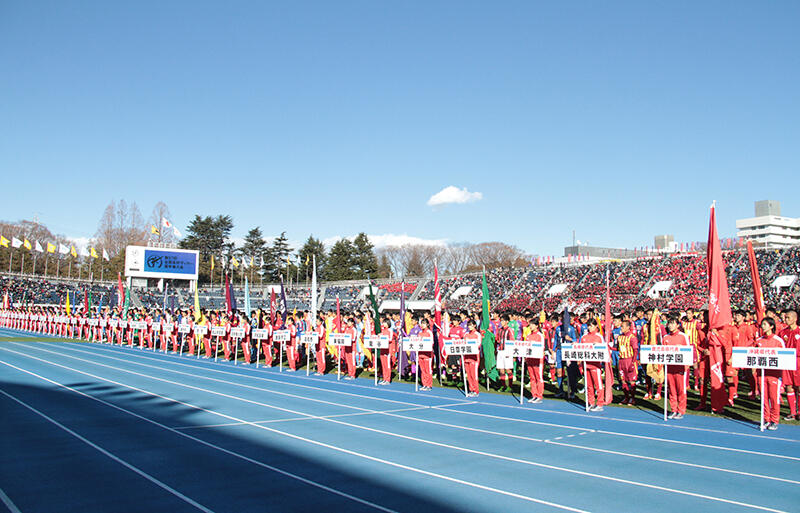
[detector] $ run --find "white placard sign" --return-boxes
[301,333,319,345]
[443,338,480,356]
[211,326,226,337]
[402,336,434,352]
[177,323,191,334]
[132,321,148,330]
[88,319,98,327]
[164,322,174,333]
[193,325,208,336]
[230,327,246,339]
[364,335,390,349]
[152,322,161,332]
[732,347,796,370]
[330,333,353,346]
[639,345,694,366]
[273,329,290,343]
[504,339,544,359]
[252,328,269,340]
[562,343,609,362]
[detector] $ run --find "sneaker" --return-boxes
[784,414,797,421]
[668,412,677,419]
[654,393,661,400]
[578,387,585,394]
[528,397,542,404]
[673,413,684,420]
[343,376,355,380]
[767,423,779,431]
[554,391,565,398]
[314,372,323,376]
[590,405,604,412]
[643,393,651,400]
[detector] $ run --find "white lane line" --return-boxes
[53,340,800,444]
[2,348,791,513]
[0,387,216,513]
[30,343,545,442]
[0,487,22,513]
[0,355,582,513]
[543,439,800,485]
[20,342,800,467]
[433,405,800,462]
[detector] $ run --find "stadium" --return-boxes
[2,3,799,513]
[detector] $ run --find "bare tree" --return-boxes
[94,199,147,258]
[444,243,474,274]
[466,242,527,271]
[148,201,174,245]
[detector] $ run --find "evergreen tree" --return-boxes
[267,231,292,281]
[326,239,356,281]
[352,232,378,279]
[179,215,233,282]
[297,235,327,280]
[242,227,267,280]
[377,254,392,279]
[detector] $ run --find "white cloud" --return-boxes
[323,234,448,249]
[427,186,483,207]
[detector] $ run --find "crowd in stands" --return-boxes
[3,246,799,314]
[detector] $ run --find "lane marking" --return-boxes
[2,348,792,512]
[0,487,22,513]
[0,354,583,513]
[0,387,216,513]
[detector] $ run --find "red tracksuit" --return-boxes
[418,328,434,388]
[380,327,397,382]
[778,325,800,417]
[581,332,606,407]
[343,326,357,377]
[758,335,785,424]
[525,331,545,400]
[464,331,481,394]
[287,324,299,370]
[663,332,691,415]
[315,323,327,373]
[734,322,758,398]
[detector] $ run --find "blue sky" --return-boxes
[1,1,798,256]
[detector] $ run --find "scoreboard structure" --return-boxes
[124,246,199,283]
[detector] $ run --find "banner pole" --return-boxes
[664,364,669,421]
[760,369,765,431]
[255,338,260,368]
[584,360,589,412]
[234,339,238,365]
[520,357,524,405]
[306,334,310,376]
[415,351,419,392]
[461,354,467,397]
[375,347,379,386]
[279,340,283,372]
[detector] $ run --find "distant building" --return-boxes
[736,200,800,247]
[654,234,675,250]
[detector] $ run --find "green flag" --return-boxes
[368,282,380,335]
[88,290,93,314]
[480,268,498,381]
[122,286,130,318]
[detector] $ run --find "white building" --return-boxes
[736,200,800,247]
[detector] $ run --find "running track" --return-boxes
[1,328,798,512]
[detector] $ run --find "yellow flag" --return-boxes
[70,246,77,258]
[151,225,159,235]
[211,255,215,271]
[23,239,31,250]
[305,254,310,266]
[47,242,56,253]
[0,236,9,248]
[231,256,239,268]
[65,292,71,316]
[194,286,201,322]
[90,247,99,259]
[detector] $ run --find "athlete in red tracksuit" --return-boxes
[733,311,758,399]
[663,317,690,418]
[524,318,545,403]
[778,310,800,421]
[286,318,299,371]
[379,319,396,383]
[464,321,481,397]
[343,318,358,379]
[418,320,434,390]
[580,319,606,411]
[314,316,326,374]
[758,317,785,430]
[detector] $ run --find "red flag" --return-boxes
[117,272,124,309]
[746,240,766,324]
[83,287,88,313]
[433,263,442,330]
[706,203,732,329]
[270,289,276,324]
[224,273,232,314]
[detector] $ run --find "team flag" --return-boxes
[603,266,614,404]
[161,217,172,228]
[70,246,77,258]
[706,202,732,329]
[46,243,55,253]
[102,249,110,261]
[173,227,181,238]
[368,282,380,335]
[65,291,71,315]
[194,285,201,322]
[210,255,215,271]
[122,286,130,318]
[23,239,31,250]
[90,247,99,259]
[229,277,237,312]
[117,272,125,309]
[279,276,288,323]
[58,243,69,255]
[231,256,239,268]
[35,241,44,252]
[480,267,498,382]
[433,263,442,331]
[305,254,310,266]
[244,277,251,315]
[11,237,22,248]
[746,239,766,324]
[224,273,232,314]
[150,225,160,235]
[0,236,8,247]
